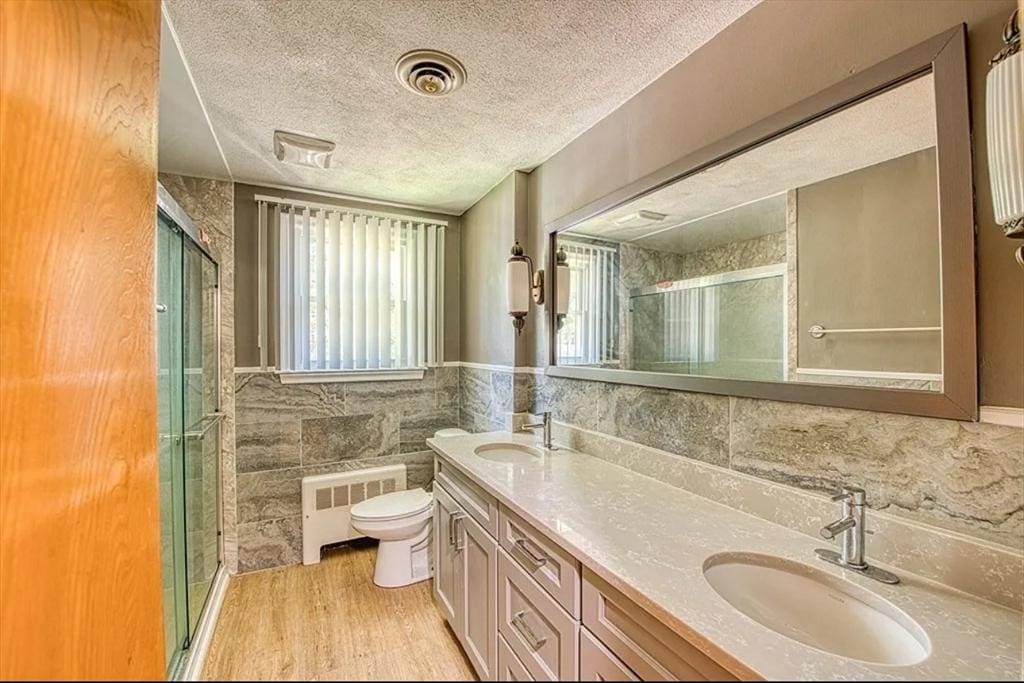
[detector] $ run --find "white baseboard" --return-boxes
[979,406,1024,428]
[179,565,230,681]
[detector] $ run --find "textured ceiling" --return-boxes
[162,0,758,213]
[158,10,230,180]
[568,73,936,244]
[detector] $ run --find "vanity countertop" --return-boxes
[426,431,1023,681]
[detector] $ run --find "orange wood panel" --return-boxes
[0,1,165,678]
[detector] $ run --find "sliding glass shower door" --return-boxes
[157,198,222,678]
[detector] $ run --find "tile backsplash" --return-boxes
[449,364,1022,553]
[233,367,459,572]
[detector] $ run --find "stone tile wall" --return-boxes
[234,367,459,572]
[512,372,1023,551]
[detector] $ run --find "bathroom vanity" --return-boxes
[428,432,1022,681]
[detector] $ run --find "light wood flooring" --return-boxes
[203,541,476,681]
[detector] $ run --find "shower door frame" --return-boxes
[156,183,225,677]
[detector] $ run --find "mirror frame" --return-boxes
[546,25,976,421]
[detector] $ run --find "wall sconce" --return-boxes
[506,240,544,335]
[986,9,1022,265]
[555,246,569,330]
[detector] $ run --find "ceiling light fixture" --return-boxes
[273,130,335,169]
[613,210,667,229]
[395,49,467,97]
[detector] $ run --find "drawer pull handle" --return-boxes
[448,512,465,548]
[514,538,548,570]
[511,610,547,650]
[453,514,466,551]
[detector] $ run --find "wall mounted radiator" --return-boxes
[301,464,406,565]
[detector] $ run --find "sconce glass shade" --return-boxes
[506,255,530,315]
[556,252,570,317]
[987,49,1023,235]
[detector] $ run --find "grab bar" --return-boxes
[809,324,940,339]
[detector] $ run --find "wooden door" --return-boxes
[458,511,498,680]
[433,484,462,631]
[0,0,164,678]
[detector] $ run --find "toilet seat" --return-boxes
[350,488,432,523]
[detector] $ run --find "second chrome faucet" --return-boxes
[816,485,899,584]
[521,411,557,450]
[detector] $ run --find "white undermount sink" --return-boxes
[703,552,930,666]
[473,442,543,464]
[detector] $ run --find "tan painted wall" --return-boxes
[460,172,528,366]
[797,148,942,374]
[234,182,461,367]
[526,0,1023,408]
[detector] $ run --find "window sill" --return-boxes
[277,368,426,384]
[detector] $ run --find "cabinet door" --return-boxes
[433,484,461,632]
[457,511,498,680]
[580,627,639,682]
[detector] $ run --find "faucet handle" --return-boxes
[830,485,866,504]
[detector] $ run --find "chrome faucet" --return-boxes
[815,485,899,584]
[521,411,556,450]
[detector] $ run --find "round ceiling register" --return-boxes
[395,49,467,97]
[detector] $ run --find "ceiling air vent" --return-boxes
[273,130,335,169]
[395,49,467,97]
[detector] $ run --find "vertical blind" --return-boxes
[258,198,446,372]
[662,288,719,365]
[558,241,618,365]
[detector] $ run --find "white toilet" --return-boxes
[350,427,469,588]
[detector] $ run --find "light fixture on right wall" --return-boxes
[985,8,1022,265]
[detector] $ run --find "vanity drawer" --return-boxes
[498,633,534,681]
[435,457,499,537]
[580,626,639,682]
[499,504,581,618]
[582,568,734,681]
[498,550,579,681]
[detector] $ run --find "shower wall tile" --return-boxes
[462,365,1022,566]
[399,409,460,453]
[730,397,1024,547]
[301,413,399,465]
[235,420,301,473]
[236,516,303,573]
[232,369,452,572]
[235,372,344,425]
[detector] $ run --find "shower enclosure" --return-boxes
[156,185,222,677]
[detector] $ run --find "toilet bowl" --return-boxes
[349,428,469,588]
[351,488,433,588]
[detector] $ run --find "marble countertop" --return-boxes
[426,431,1023,681]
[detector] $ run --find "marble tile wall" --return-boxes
[513,371,1024,552]
[234,367,459,572]
[158,174,238,572]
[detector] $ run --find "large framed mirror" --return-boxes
[546,25,976,421]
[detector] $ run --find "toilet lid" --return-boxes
[350,488,432,521]
[434,428,469,438]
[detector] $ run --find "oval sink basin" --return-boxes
[703,552,930,666]
[473,442,543,464]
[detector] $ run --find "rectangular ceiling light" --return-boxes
[614,210,667,229]
[273,130,335,169]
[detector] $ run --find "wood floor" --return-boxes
[203,541,476,681]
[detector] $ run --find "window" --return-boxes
[258,198,446,378]
[558,240,618,365]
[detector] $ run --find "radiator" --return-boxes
[301,464,406,565]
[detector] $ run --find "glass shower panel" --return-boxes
[630,272,786,381]
[157,215,188,674]
[182,241,221,637]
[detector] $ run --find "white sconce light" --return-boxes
[506,241,544,335]
[555,246,570,331]
[986,9,1023,265]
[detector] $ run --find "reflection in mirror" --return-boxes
[556,73,943,392]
